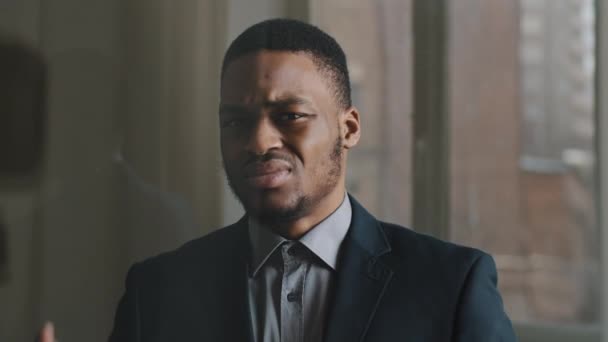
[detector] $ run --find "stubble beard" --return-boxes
[225,136,344,226]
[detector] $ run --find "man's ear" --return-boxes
[340,106,361,149]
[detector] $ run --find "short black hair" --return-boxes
[221,18,352,109]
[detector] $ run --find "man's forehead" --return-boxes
[220,51,332,105]
[222,51,319,86]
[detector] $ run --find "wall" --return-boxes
[0,0,232,341]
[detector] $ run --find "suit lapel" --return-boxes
[324,196,394,342]
[210,218,255,342]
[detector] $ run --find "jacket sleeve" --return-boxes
[453,253,517,342]
[108,264,141,342]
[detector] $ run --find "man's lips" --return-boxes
[243,160,292,188]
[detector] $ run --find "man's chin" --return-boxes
[244,195,308,224]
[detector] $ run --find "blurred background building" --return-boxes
[314,0,599,327]
[0,0,606,341]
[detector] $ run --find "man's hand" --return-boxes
[37,322,56,342]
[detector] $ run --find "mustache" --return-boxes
[242,151,294,168]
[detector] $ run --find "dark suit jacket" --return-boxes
[109,196,516,341]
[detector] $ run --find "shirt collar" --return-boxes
[248,193,352,276]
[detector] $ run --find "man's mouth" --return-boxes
[243,160,292,189]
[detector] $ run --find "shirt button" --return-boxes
[287,292,299,302]
[288,247,297,256]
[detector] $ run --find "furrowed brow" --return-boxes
[264,96,312,108]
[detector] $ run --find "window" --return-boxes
[312,0,602,340]
[448,0,599,328]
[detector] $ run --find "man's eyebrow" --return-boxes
[264,96,313,108]
[219,96,313,115]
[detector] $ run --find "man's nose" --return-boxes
[245,117,282,155]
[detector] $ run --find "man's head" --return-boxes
[222,19,352,109]
[219,19,360,233]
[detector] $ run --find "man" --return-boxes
[41,18,516,341]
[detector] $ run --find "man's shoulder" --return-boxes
[134,221,247,275]
[348,195,488,271]
[180,221,246,253]
[378,221,489,274]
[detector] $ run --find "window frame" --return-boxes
[597,0,608,340]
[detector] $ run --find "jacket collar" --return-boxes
[233,194,393,342]
[323,195,394,342]
[247,193,352,275]
[344,194,391,258]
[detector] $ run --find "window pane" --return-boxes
[448,0,599,324]
[313,0,414,226]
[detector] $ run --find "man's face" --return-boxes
[220,51,346,223]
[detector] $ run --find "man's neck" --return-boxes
[267,189,347,240]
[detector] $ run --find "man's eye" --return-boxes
[278,113,304,121]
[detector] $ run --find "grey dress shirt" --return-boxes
[247,194,352,342]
